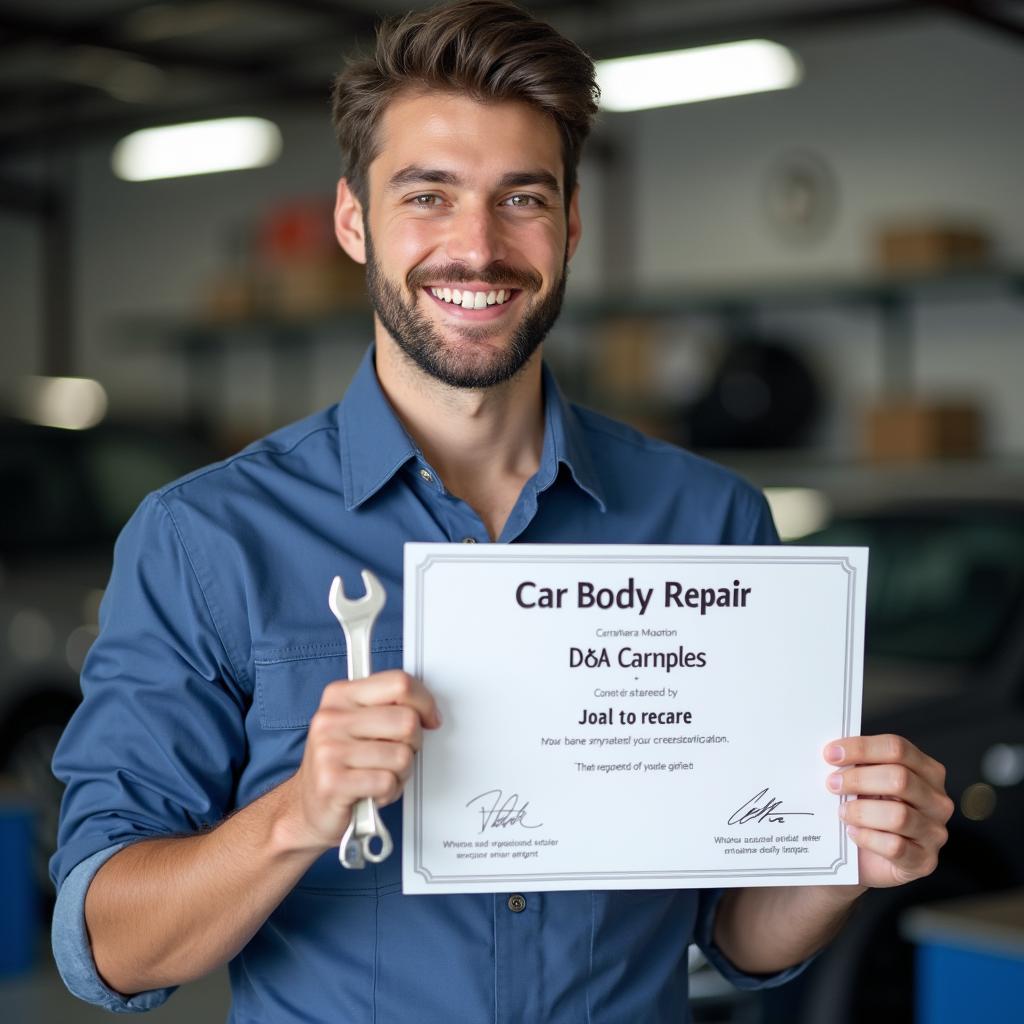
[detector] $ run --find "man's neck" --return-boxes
[373,332,545,540]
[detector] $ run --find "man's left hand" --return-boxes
[825,734,954,888]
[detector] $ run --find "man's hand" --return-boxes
[825,734,954,888]
[85,671,441,994]
[287,670,442,852]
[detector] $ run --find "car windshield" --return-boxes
[0,423,208,558]
[802,509,1024,663]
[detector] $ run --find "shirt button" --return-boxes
[507,894,526,913]
[419,468,433,483]
[462,537,477,544]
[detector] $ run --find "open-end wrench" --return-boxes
[327,570,394,869]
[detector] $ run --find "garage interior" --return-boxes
[1,1,1023,1021]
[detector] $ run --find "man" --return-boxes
[52,2,953,1021]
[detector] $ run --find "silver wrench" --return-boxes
[328,569,394,869]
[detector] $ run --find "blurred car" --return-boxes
[753,468,1024,1024]
[0,416,213,890]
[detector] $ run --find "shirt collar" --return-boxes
[538,362,607,512]
[339,347,419,511]
[338,345,606,513]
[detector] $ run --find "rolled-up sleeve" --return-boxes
[50,492,249,1009]
[52,843,176,1012]
[693,888,815,990]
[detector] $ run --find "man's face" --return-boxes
[358,91,581,389]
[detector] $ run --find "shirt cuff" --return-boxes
[694,888,815,991]
[51,842,177,1013]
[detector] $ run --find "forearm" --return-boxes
[84,776,328,995]
[713,883,866,975]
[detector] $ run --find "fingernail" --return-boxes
[846,825,858,838]
[825,744,844,763]
[827,773,843,792]
[838,803,848,819]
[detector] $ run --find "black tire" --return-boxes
[0,692,79,901]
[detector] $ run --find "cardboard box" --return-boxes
[864,400,983,461]
[258,198,338,264]
[202,271,259,322]
[876,223,991,274]
[263,255,368,318]
[593,318,657,404]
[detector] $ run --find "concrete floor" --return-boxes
[0,945,230,1022]
[1,934,756,1022]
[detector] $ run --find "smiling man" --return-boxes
[363,100,569,390]
[51,2,953,1022]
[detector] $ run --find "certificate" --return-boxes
[402,544,866,894]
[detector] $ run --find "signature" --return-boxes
[466,789,544,834]
[727,787,816,826]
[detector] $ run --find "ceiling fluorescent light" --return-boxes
[596,39,802,112]
[13,376,108,431]
[763,487,830,541]
[112,117,282,181]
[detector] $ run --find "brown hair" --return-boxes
[330,0,599,212]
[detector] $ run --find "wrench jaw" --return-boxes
[339,800,395,869]
[328,572,386,627]
[339,819,366,870]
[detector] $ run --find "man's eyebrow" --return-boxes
[497,170,561,196]
[385,166,562,196]
[386,166,461,190]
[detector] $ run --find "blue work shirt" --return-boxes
[51,345,804,1022]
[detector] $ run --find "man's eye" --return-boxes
[504,194,543,208]
[411,194,443,207]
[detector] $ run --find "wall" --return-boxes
[625,17,1024,453]
[1,12,1022,452]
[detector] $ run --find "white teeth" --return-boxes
[429,286,514,306]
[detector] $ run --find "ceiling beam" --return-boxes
[577,0,933,59]
[0,83,330,156]
[249,0,379,27]
[926,0,1024,44]
[0,175,58,215]
[0,7,306,79]
[0,0,977,156]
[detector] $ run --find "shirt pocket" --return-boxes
[254,639,404,730]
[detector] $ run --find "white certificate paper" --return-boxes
[402,544,866,894]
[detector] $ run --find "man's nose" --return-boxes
[445,203,506,268]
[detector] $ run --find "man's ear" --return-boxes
[566,184,582,263]
[334,177,366,264]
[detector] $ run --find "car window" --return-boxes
[801,513,1024,663]
[0,435,101,552]
[0,425,210,558]
[82,433,201,535]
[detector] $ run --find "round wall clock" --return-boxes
[762,149,839,244]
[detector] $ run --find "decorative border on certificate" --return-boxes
[409,550,860,886]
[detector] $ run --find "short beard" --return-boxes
[364,231,567,389]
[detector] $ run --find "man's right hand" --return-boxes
[286,670,442,852]
[85,670,441,995]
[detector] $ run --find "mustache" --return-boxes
[407,262,542,293]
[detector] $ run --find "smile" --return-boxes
[422,286,522,319]
[427,286,517,308]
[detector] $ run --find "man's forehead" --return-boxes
[370,89,564,184]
